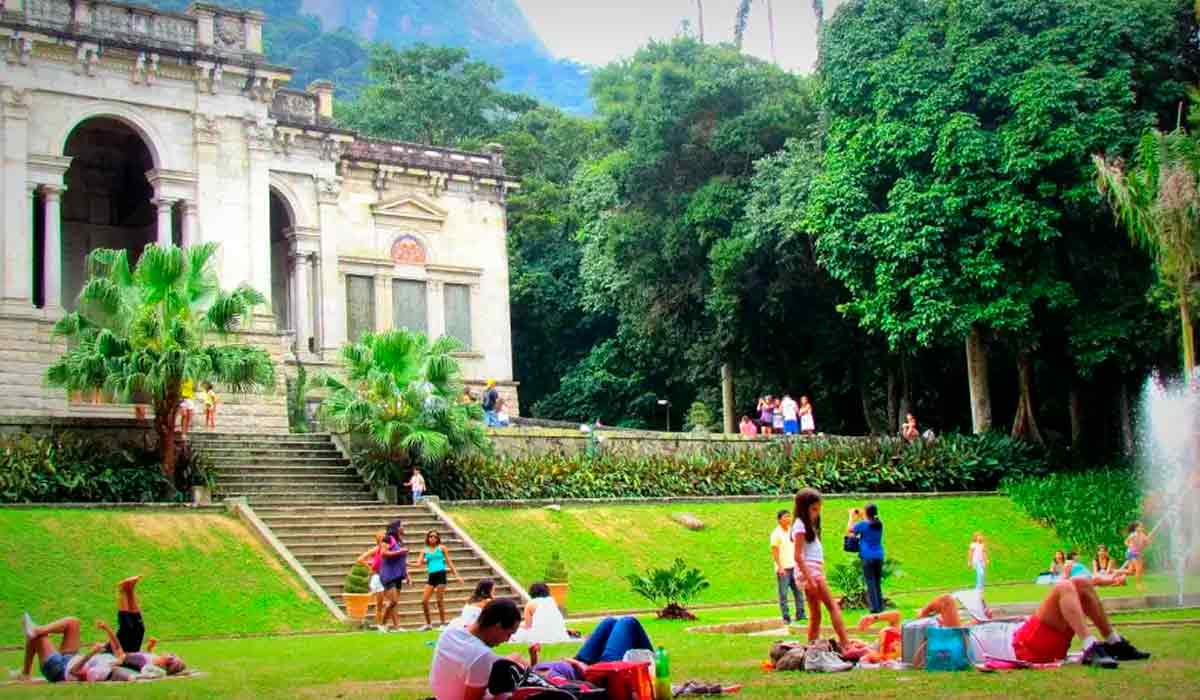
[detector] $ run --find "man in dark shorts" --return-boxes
[102,575,147,655]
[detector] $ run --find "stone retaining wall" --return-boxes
[484,427,861,458]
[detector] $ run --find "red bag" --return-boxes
[583,661,654,700]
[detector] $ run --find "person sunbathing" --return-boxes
[852,580,1149,668]
[99,575,186,675]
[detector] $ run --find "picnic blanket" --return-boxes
[2,670,205,686]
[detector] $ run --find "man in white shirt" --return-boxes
[769,510,806,624]
[429,598,536,700]
[780,394,800,435]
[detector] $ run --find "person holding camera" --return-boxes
[848,503,886,613]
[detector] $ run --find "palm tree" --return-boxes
[46,244,275,484]
[316,329,488,486]
[735,0,753,50]
[1095,126,1200,373]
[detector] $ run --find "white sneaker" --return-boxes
[805,650,852,673]
[21,613,35,641]
[419,624,433,631]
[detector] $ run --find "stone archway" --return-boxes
[269,188,294,333]
[58,118,158,310]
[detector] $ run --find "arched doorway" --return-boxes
[269,188,292,333]
[59,118,157,310]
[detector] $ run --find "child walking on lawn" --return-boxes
[969,532,988,590]
[791,488,850,648]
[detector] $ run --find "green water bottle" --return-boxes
[655,646,671,699]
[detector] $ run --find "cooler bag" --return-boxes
[924,626,971,671]
[901,617,939,667]
[583,661,654,700]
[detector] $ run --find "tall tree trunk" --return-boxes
[1068,380,1083,451]
[734,0,751,50]
[721,363,735,434]
[766,0,777,64]
[1180,283,1196,375]
[965,325,993,433]
[886,361,899,435]
[812,0,824,28]
[1118,379,1135,457]
[1011,350,1044,445]
[696,0,705,42]
[898,355,913,432]
[858,360,884,435]
[155,402,179,486]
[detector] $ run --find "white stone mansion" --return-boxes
[0,0,518,424]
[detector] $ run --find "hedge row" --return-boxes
[1002,468,1142,557]
[0,434,169,503]
[433,433,1048,501]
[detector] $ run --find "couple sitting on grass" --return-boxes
[430,597,651,700]
[19,575,187,684]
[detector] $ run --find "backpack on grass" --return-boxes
[923,626,971,671]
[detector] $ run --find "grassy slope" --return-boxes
[1,614,1198,699]
[0,510,334,639]
[448,497,1073,613]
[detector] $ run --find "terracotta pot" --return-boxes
[343,592,372,621]
[547,582,569,610]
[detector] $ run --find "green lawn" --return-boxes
[1,613,1197,699]
[0,509,334,639]
[448,497,1084,613]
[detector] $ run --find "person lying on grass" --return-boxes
[20,616,114,683]
[851,579,1149,668]
[99,575,186,675]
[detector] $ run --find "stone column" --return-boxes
[245,119,275,329]
[180,201,199,248]
[316,177,343,353]
[152,198,175,247]
[0,87,33,314]
[41,185,63,313]
[289,251,311,354]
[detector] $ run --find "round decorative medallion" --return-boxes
[391,235,426,264]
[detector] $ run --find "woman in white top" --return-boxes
[792,488,850,647]
[448,579,494,629]
[799,396,816,435]
[510,582,573,644]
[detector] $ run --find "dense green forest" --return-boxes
[332,0,1198,459]
[131,0,593,112]
[147,0,1200,454]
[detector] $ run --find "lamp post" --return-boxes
[657,398,671,433]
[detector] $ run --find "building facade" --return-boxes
[0,0,519,424]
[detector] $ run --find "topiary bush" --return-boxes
[0,433,169,503]
[545,551,568,583]
[446,433,1046,500]
[344,562,371,594]
[1002,468,1142,557]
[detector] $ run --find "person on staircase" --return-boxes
[420,530,464,631]
[356,532,390,630]
[379,529,411,631]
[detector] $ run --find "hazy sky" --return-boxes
[515,0,829,72]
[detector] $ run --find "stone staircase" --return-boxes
[191,431,519,626]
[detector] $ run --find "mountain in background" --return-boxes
[132,0,593,113]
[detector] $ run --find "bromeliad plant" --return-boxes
[317,329,488,489]
[45,244,275,488]
[627,558,710,620]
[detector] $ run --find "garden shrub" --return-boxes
[0,434,168,503]
[1003,468,1143,557]
[627,558,710,619]
[447,433,1046,500]
[830,558,901,609]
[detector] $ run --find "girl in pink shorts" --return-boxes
[791,488,850,647]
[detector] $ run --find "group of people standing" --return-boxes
[355,521,465,632]
[742,394,816,437]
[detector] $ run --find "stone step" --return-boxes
[215,474,363,486]
[258,515,443,530]
[304,561,496,579]
[283,542,474,558]
[284,548,477,566]
[320,578,503,598]
[266,520,446,536]
[189,432,331,441]
[218,494,381,505]
[213,466,358,477]
[252,505,431,517]
[214,482,370,495]
[207,456,349,467]
[201,448,343,459]
[339,601,519,625]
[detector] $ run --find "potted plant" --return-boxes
[343,562,372,623]
[545,551,569,610]
[178,444,214,506]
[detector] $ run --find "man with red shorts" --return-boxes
[913,578,1149,668]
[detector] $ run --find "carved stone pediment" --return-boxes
[371,196,447,227]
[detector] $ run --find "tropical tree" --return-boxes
[45,243,275,484]
[1095,125,1200,374]
[316,329,488,486]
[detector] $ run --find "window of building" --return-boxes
[443,283,472,349]
[345,274,375,341]
[392,279,427,333]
